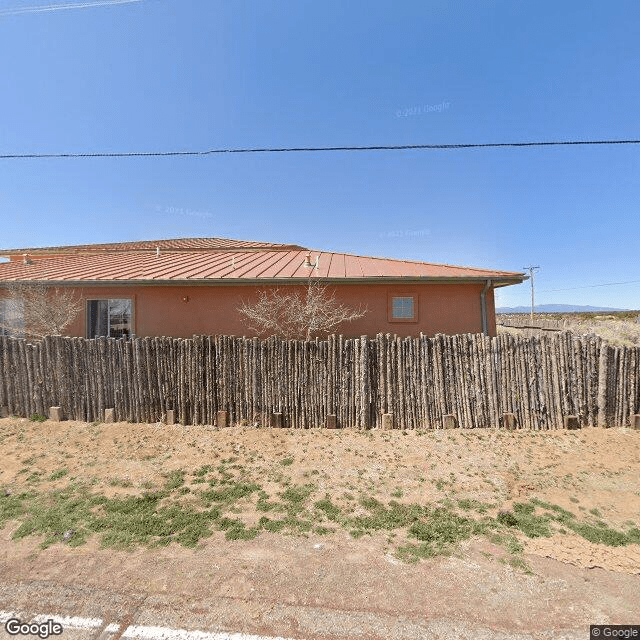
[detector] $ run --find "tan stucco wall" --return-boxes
[40,282,498,338]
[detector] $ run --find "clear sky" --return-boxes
[1,0,639,309]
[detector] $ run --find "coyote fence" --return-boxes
[0,333,638,430]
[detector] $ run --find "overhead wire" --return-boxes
[539,279,640,292]
[0,0,142,17]
[1,138,640,160]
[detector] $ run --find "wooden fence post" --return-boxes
[596,345,609,427]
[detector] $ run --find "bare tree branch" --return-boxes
[238,278,368,340]
[0,282,83,341]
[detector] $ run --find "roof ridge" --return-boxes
[0,236,309,254]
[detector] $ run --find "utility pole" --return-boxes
[523,266,540,323]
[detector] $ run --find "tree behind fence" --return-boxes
[0,333,638,429]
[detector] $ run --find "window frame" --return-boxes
[85,297,135,339]
[387,293,419,324]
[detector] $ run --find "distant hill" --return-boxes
[496,304,631,313]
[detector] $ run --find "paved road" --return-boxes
[0,580,585,640]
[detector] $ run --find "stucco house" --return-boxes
[0,237,526,338]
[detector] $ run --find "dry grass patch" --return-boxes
[498,311,640,346]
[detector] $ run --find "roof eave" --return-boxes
[0,276,527,286]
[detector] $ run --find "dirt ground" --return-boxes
[1,417,639,638]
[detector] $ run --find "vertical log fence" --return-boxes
[0,332,638,429]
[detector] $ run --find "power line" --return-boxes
[540,279,640,292]
[0,0,142,17]
[1,138,640,160]
[501,278,640,300]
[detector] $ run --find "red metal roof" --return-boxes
[0,243,525,283]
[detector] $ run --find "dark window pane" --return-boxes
[108,299,131,338]
[87,300,108,338]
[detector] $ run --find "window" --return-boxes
[391,296,415,320]
[87,299,132,338]
[0,298,24,337]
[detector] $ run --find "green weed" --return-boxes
[314,495,342,521]
[201,482,260,505]
[163,470,185,490]
[48,468,69,481]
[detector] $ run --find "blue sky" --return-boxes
[0,0,639,309]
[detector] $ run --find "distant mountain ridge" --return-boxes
[496,304,631,313]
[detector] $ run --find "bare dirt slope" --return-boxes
[1,418,639,639]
